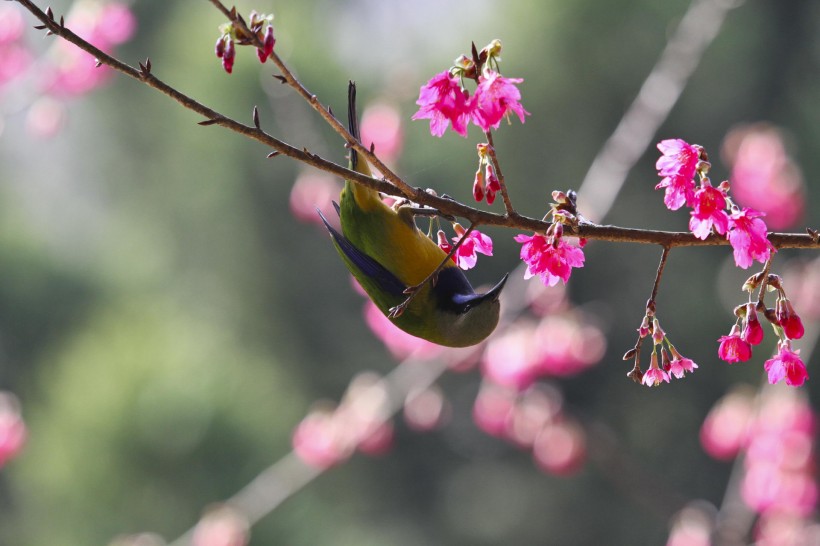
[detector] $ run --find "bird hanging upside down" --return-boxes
[319,82,507,347]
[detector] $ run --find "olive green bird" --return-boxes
[319,82,507,347]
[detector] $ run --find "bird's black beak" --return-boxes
[485,272,509,303]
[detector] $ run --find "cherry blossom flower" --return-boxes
[776,297,804,340]
[642,350,670,386]
[449,224,493,270]
[689,182,729,239]
[514,232,585,287]
[718,324,752,363]
[741,304,765,345]
[727,208,775,269]
[412,70,472,137]
[764,344,808,387]
[471,70,529,131]
[655,139,700,210]
[667,345,698,379]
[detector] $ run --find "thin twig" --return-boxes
[484,132,516,217]
[649,246,672,306]
[208,0,417,200]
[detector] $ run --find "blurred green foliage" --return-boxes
[0,0,817,544]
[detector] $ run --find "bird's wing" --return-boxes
[319,209,407,298]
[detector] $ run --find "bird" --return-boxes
[318,81,507,348]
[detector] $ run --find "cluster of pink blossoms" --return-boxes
[412,40,529,139]
[0,3,135,137]
[655,138,776,269]
[214,10,275,74]
[700,388,817,544]
[631,314,698,387]
[656,139,808,387]
[718,274,808,387]
[514,192,586,288]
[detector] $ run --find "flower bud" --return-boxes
[472,169,485,202]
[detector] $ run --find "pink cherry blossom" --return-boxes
[727,208,775,269]
[655,138,700,210]
[450,225,493,270]
[764,344,808,387]
[411,70,472,137]
[642,351,670,386]
[689,182,729,239]
[514,232,585,287]
[471,70,529,131]
[718,325,753,363]
[667,346,698,379]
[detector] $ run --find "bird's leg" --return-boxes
[396,202,456,223]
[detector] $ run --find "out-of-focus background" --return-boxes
[0,0,818,544]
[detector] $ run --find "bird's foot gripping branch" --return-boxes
[13,0,819,388]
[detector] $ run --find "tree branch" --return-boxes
[13,0,820,253]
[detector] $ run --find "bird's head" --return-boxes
[433,272,508,347]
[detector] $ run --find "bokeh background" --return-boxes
[0,0,818,544]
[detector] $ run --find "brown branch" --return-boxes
[208,0,417,200]
[13,0,820,254]
[484,132,517,217]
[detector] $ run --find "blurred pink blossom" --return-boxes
[532,418,586,476]
[722,124,805,230]
[289,171,342,226]
[0,5,26,46]
[0,43,30,88]
[43,3,136,97]
[700,389,754,460]
[481,323,540,390]
[403,386,448,432]
[0,392,26,467]
[361,102,403,163]
[292,407,350,469]
[472,382,517,437]
[535,315,605,377]
[363,301,444,361]
[191,505,249,546]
